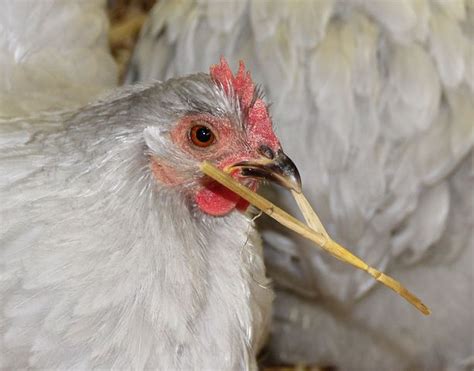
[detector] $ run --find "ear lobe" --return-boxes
[145,128,185,186]
[150,157,183,186]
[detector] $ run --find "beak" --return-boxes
[230,150,302,193]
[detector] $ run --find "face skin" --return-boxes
[151,111,281,216]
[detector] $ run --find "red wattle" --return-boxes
[236,198,250,211]
[195,182,242,216]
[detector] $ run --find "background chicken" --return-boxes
[0,1,298,368]
[127,0,474,369]
[0,0,117,115]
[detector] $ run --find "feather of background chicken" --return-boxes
[0,0,117,180]
[127,0,474,369]
[0,1,272,368]
[0,0,117,116]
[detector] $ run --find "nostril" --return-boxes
[259,145,274,159]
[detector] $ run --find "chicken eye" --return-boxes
[190,125,215,147]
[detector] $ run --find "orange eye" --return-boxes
[190,125,216,147]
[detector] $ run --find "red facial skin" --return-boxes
[151,113,280,216]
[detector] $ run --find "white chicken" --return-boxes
[0,0,117,115]
[127,0,474,369]
[0,1,303,369]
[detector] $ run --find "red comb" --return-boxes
[210,58,277,147]
[210,57,255,109]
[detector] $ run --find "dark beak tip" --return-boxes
[274,150,302,192]
[233,150,302,193]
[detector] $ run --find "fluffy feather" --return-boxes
[0,77,273,369]
[0,0,117,116]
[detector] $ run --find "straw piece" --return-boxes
[200,161,431,315]
[291,190,329,238]
[109,13,147,46]
[367,267,431,315]
[291,191,430,315]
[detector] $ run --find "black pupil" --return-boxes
[196,127,212,142]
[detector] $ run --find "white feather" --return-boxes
[0,0,117,116]
[429,8,466,87]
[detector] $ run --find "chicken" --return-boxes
[0,0,117,115]
[127,0,474,369]
[0,2,301,368]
